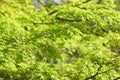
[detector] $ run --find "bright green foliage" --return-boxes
[0,0,120,80]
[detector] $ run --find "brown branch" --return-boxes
[85,64,120,80]
[83,0,103,4]
[49,10,58,15]
[99,68,114,74]
[85,65,103,80]
[56,17,82,22]
[82,0,92,4]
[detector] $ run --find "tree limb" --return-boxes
[85,65,102,80]
[56,17,82,22]
[85,64,120,80]
[82,0,92,4]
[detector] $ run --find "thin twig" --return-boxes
[85,65,120,80]
[49,10,58,15]
[82,0,92,4]
[85,65,102,80]
[56,17,82,22]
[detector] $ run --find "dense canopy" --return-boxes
[0,0,120,80]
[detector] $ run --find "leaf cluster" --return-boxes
[0,0,120,80]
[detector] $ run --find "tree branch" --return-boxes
[85,65,102,80]
[82,0,92,4]
[49,10,58,15]
[85,64,120,80]
[56,17,82,22]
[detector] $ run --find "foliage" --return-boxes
[0,0,120,80]
[114,0,120,10]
